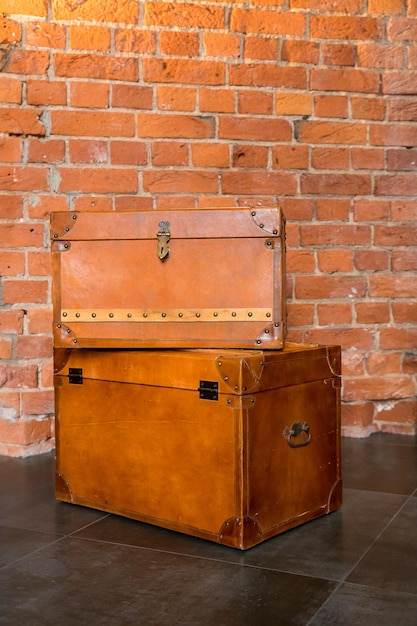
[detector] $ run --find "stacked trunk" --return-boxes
[51,207,342,550]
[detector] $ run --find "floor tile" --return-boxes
[342,435,417,495]
[347,496,417,595]
[310,582,417,626]
[0,526,61,568]
[74,487,406,581]
[0,537,337,626]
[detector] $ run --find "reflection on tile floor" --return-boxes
[1,432,416,625]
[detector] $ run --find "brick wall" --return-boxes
[1,0,416,456]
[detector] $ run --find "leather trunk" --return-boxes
[50,207,286,350]
[54,342,342,550]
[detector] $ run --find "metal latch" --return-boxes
[198,380,218,401]
[156,220,170,261]
[68,368,83,385]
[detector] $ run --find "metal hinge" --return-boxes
[198,380,218,401]
[68,368,83,385]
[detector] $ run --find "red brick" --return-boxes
[296,275,367,299]
[357,43,404,69]
[272,145,309,169]
[352,148,385,170]
[69,25,111,51]
[0,137,22,162]
[383,71,417,95]
[0,18,22,45]
[156,196,195,209]
[0,364,38,388]
[151,142,188,166]
[311,15,382,40]
[203,33,240,58]
[369,275,415,298]
[376,173,417,195]
[28,251,51,277]
[388,17,417,41]
[355,302,390,324]
[296,120,367,145]
[317,303,352,326]
[144,2,224,28]
[27,307,53,334]
[0,309,24,333]
[286,249,315,274]
[286,303,315,327]
[351,96,386,120]
[244,36,279,61]
[304,328,375,351]
[137,113,214,139]
[276,92,312,116]
[143,170,218,194]
[143,58,225,86]
[374,224,417,246]
[380,328,417,350]
[219,116,291,141]
[51,111,135,137]
[321,43,356,67]
[221,171,297,196]
[314,95,348,118]
[389,98,417,121]
[317,249,355,273]
[3,279,48,305]
[112,85,153,110]
[392,302,417,323]
[354,199,390,221]
[342,352,367,377]
[343,376,414,402]
[280,198,314,221]
[367,352,402,375]
[238,91,273,115]
[2,49,49,75]
[114,29,156,54]
[0,417,53,446]
[316,199,350,221]
[199,89,235,113]
[73,197,113,212]
[27,194,68,219]
[300,224,372,248]
[70,82,109,108]
[341,402,375,428]
[41,360,54,388]
[157,87,197,112]
[387,148,417,170]
[110,141,147,166]
[0,339,13,360]
[371,124,417,146]
[52,0,138,23]
[0,252,25,276]
[291,0,362,9]
[26,80,67,106]
[21,390,54,416]
[369,0,403,13]
[281,40,319,64]
[57,167,138,194]
[403,353,417,374]
[68,140,107,164]
[160,31,199,57]
[0,77,22,104]
[0,108,45,136]
[376,400,417,426]
[230,64,306,89]
[16,335,52,360]
[233,145,269,169]
[0,167,48,192]
[54,53,138,82]
[231,8,305,35]
[354,250,389,272]
[312,147,350,170]
[27,138,65,163]
[300,173,371,196]
[311,68,379,93]
[26,21,65,49]
[192,144,229,168]
[2,0,47,16]
[392,249,417,271]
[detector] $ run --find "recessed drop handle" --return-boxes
[283,421,311,448]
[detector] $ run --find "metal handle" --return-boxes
[283,421,311,448]
[157,221,170,261]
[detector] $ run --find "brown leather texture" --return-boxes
[55,343,342,550]
[50,207,286,350]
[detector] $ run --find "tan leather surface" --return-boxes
[55,344,341,549]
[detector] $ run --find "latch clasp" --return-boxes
[157,221,171,261]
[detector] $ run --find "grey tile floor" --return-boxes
[0,432,416,625]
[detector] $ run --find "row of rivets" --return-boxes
[62,311,272,319]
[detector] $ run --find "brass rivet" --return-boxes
[178,312,183,317]
[266,312,271,317]
[143,312,148,317]
[92,313,96,318]
[65,227,69,232]
[127,313,132,318]
[64,244,69,249]
[73,339,77,343]
[109,313,114,318]
[66,328,71,333]
[273,229,278,235]
[162,312,166,317]
[227,399,231,404]
[259,223,264,228]
[274,323,279,327]
[265,329,269,334]
[224,376,229,381]
[234,385,239,391]
[256,339,262,344]
[56,324,61,329]
[251,211,256,216]
[75,312,80,318]
[72,214,77,220]
[217,361,222,366]
[231,311,237,317]
[62,312,67,317]
[248,312,253,317]
[213,312,218,317]
[196,312,201,318]
[53,233,58,238]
